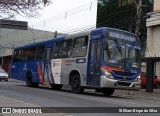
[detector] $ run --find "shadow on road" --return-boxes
[15,84,133,100]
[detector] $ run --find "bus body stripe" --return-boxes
[38,64,44,83]
[101,66,123,72]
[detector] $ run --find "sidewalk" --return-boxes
[114,89,160,101]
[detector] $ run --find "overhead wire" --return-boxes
[1,1,142,48]
[31,0,97,28]
[0,0,97,48]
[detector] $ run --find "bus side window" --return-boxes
[36,45,45,60]
[19,49,28,62]
[28,47,36,61]
[13,50,20,62]
[59,39,73,58]
[50,46,55,59]
[72,36,88,57]
[54,42,60,59]
[20,49,28,61]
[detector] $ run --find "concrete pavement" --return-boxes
[0,78,160,116]
[114,89,160,101]
[0,96,66,116]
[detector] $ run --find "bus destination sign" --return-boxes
[109,31,136,42]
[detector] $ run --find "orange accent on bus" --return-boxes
[38,64,44,83]
[101,66,123,72]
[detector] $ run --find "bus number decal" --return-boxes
[65,60,75,65]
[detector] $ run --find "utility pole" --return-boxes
[128,0,143,95]
[54,31,57,38]
[133,0,153,93]
[133,0,143,35]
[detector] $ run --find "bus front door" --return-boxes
[88,40,102,86]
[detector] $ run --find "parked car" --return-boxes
[0,69,8,81]
[141,72,160,88]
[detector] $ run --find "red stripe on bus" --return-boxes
[101,66,123,72]
[38,64,44,83]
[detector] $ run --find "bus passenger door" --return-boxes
[87,40,102,86]
[43,46,54,84]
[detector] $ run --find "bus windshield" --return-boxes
[104,39,140,69]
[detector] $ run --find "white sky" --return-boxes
[17,0,97,33]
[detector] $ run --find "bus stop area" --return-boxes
[63,86,160,101]
[113,89,160,101]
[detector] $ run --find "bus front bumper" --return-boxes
[100,76,141,91]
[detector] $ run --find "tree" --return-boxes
[0,0,51,19]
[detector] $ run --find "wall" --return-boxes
[146,12,160,57]
[154,0,160,11]
[146,1,160,79]
[0,28,64,57]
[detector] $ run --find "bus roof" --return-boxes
[14,27,139,50]
[96,27,137,37]
[14,37,64,50]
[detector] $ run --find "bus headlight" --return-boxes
[134,75,141,82]
[102,69,114,79]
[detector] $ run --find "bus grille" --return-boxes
[114,77,133,81]
[117,81,131,86]
[113,70,136,76]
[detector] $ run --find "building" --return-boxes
[145,0,160,78]
[0,19,64,72]
[96,0,153,55]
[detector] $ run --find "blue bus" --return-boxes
[10,27,141,96]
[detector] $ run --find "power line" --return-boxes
[1,1,138,47]
[0,3,135,47]
[31,0,97,28]
[0,0,97,41]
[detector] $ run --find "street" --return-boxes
[0,79,160,116]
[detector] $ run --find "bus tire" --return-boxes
[51,84,63,90]
[71,74,84,94]
[26,73,39,87]
[33,83,39,88]
[102,88,115,96]
[26,73,33,87]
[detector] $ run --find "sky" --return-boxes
[17,0,97,33]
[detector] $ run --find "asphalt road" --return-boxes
[0,79,160,116]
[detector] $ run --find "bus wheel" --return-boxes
[51,84,63,90]
[26,73,39,87]
[26,73,33,87]
[102,88,115,96]
[71,74,84,94]
[33,83,39,88]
